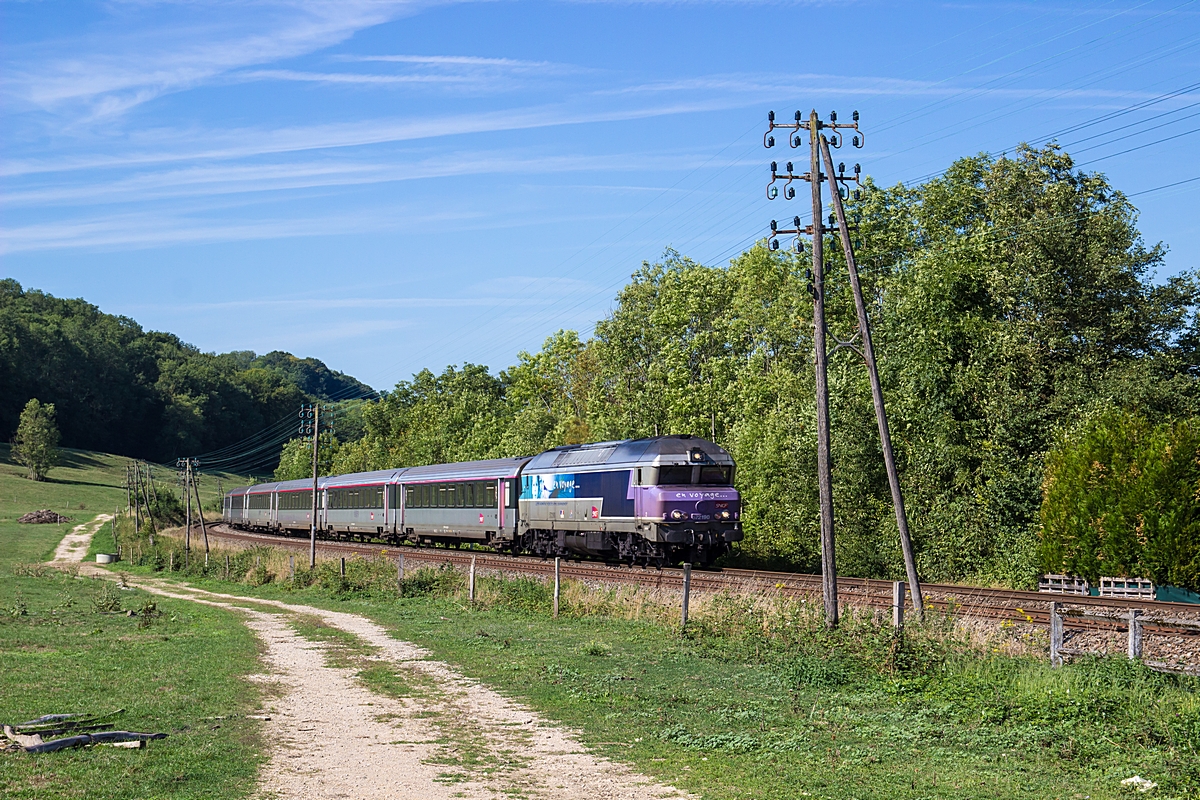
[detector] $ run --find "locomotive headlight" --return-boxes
[670,509,685,520]
[719,510,731,520]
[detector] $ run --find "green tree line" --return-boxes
[0,280,372,462]
[274,144,1190,589]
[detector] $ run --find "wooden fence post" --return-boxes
[681,563,692,630]
[169,551,174,572]
[1050,601,1063,667]
[340,557,346,578]
[892,581,905,629]
[225,554,230,580]
[553,557,561,618]
[397,552,405,587]
[289,555,295,580]
[1128,609,1143,660]
[469,555,476,602]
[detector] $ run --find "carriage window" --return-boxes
[698,466,732,485]
[486,482,497,507]
[465,482,474,507]
[657,466,694,485]
[455,483,464,508]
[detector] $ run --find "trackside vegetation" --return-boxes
[1041,409,1200,592]
[113,525,1200,799]
[274,145,1200,591]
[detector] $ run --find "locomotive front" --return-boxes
[630,435,741,564]
[517,434,741,566]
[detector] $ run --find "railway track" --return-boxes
[200,525,1200,639]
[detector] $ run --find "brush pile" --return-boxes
[17,510,71,524]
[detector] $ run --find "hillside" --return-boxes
[0,280,371,465]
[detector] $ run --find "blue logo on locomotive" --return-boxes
[522,473,576,500]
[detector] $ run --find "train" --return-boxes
[222,434,742,566]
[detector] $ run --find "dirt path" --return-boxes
[51,513,112,563]
[68,560,691,800]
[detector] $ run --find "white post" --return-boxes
[1050,601,1063,667]
[892,581,905,629]
[1128,609,1143,660]
[553,557,561,618]
[397,552,405,587]
[681,563,692,629]
[469,555,476,602]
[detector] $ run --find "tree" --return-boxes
[1041,410,1200,592]
[12,398,60,481]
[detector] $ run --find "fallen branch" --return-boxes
[21,731,167,754]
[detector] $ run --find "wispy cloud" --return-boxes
[4,1,431,119]
[0,98,747,177]
[336,54,560,69]
[235,69,473,85]
[3,150,711,207]
[0,205,473,255]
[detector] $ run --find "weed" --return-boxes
[136,599,161,629]
[579,640,612,657]
[12,562,49,578]
[6,591,28,617]
[90,581,122,613]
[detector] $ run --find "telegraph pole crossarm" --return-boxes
[819,131,924,620]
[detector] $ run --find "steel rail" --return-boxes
[199,525,1200,638]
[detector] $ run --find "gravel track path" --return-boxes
[63,552,690,800]
[50,513,111,563]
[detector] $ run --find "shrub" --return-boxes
[1040,410,1200,591]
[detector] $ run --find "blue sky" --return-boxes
[3,1,1199,392]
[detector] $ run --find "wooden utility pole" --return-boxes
[820,134,924,620]
[808,110,838,630]
[189,461,209,554]
[184,459,193,553]
[137,463,158,542]
[133,462,141,535]
[309,404,320,569]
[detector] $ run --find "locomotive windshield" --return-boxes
[654,465,733,485]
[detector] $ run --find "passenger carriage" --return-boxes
[273,477,323,535]
[321,469,402,542]
[243,482,279,530]
[398,457,529,549]
[223,486,250,525]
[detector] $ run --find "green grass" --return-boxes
[119,547,1200,800]
[0,446,267,800]
[28,446,1198,799]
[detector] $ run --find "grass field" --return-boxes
[121,538,1200,800]
[7,446,1200,799]
[0,446,266,800]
